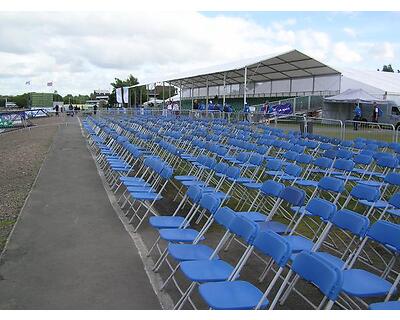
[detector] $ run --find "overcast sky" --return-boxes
[0,11,398,96]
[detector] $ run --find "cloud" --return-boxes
[333,42,362,63]
[369,42,395,60]
[0,12,396,95]
[343,27,357,38]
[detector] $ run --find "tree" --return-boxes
[382,64,394,72]
[110,74,147,106]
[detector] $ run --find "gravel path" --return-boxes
[0,117,60,252]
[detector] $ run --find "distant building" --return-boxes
[5,102,18,109]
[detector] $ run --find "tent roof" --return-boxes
[324,88,386,104]
[130,49,340,89]
[340,69,400,95]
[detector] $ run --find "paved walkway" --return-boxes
[0,117,161,309]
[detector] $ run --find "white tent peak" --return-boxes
[324,88,386,104]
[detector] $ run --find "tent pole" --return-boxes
[206,76,209,114]
[191,82,194,111]
[223,72,226,106]
[162,82,165,108]
[179,81,182,110]
[244,66,248,107]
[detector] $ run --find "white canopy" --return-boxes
[130,49,340,90]
[324,88,386,104]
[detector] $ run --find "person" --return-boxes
[93,103,97,115]
[193,99,199,110]
[372,102,382,123]
[54,104,59,116]
[353,103,362,130]
[69,104,74,117]
[243,103,250,122]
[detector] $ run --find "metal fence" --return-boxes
[306,117,343,140]
[344,120,396,143]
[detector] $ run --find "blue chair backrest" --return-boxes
[186,185,203,203]
[291,252,343,301]
[253,231,292,268]
[376,156,399,169]
[213,162,229,175]
[323,149,337,160]
[364,144,378,151]
[337,149,353,160]
[248,153,263,166]
[296,153,313,164]
[228,216,259,244]
[317,176,345,194]
[331,209,370,236]
[350,184,380,202]
[266,159,283,171]
[388,192,400,209]
[366,220,400,252]
[226,166,241,180]
[313,157,333,169]
[160,165,173,179]
[305,198,337,221]
[279,186,306,207]
[199,194,221,214]
[353,154,373,166]
[283,151,298,161]
[284,164,302,177]
[384,172,400,186]
[333,159,354,172]
[213,207,237,228]
[260,180,285,197]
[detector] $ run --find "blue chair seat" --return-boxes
[342,269,395,298]
[279,174,298,181]
[335,175,361,182]
[198,281,268,310]
[294,179,318,187]
[120,176,143,182]
[127,186,154,193]
[258,220,291,234]
[159,228,204,243]
[130,192,162,201]
[181,180,207,187]
[168,243,217,261]
[358,199,388,209]
[314,252,346,269]
[284,235,314,253]
[112,167,131,172]
[265,170,283,176]
[358,180,384,187]
[242,182,263,190]
[149,216,185,229]
[123,180,149,187]
[175,175,197,181]
[180,260,234,282]
[235,177,254,184]
[387,208,400,218]
[237,211,267,222]
[369,301,400,310]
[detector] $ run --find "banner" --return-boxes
[123,87,129,104]
[271,103,293,115]
[116,87,123,104]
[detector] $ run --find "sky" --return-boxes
[0,11,399,96]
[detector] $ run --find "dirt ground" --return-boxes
[0,116,62,252]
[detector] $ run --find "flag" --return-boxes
[123,87,129,104]
[25,81,31,85]
[116,88,123,104]
[47,81,53,87]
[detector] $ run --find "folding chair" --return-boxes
[173,215,259,309]
[198,231,292,310]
